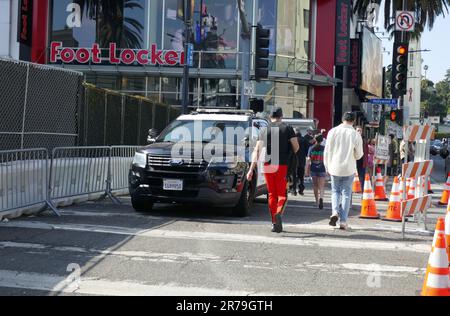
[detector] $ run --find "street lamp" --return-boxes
[424,65,429,80]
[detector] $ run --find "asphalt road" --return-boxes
[431,155,447,183]
[0,185,442,297]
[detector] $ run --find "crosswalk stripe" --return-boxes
[0,241,426,277]
[0,221,432,254]
[59,210,432,236]
[0,270,277,296]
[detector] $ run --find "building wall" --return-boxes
[313,0,336,131]
[0,0,20,59]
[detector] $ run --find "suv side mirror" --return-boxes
[147,129,160,144]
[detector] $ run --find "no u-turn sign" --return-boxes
[396,11,415,32]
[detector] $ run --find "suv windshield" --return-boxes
[157,120,249,146]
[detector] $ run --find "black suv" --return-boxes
[128,109,268,216]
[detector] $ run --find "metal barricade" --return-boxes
[50,147,111,201]
[109,146,140,193]
[105,146,140,203]
[0,148,59,216]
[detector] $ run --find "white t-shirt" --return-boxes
[324,124,364,177]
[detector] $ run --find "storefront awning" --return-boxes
[54,64,339,87]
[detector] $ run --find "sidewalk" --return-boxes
[284,179,447,238]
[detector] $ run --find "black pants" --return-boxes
[297,161,306,193]
[357,166,366,191]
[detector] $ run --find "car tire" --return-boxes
[131,197,154,212]
[232,181,254,217]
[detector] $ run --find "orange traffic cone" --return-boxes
[374,168,388,201]
[407,178,416,200]
[432,218,446,252]
[422,234,449,296]
[383,177,402,222]
[353,173,362,194]
[428,179,434,194]
[439,174,450,206]
[360,174,380,219]
[445,201,450,262]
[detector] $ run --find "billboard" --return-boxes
[360,28,383,97]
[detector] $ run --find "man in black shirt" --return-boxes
[247,107,300,233]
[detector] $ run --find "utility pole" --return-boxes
[401,0,408,126]
[182,0,193,114]
[237,0,252,110]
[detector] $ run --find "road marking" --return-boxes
[0,241,221,263]
[59,210,433,236]
[0,221,432,253]
[0,270,278,296]
[0,241,425,277]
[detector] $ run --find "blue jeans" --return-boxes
[331,175,354,224]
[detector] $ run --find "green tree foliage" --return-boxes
[354,0,450,38]
[421,73,450,118]
[76,0,144,48]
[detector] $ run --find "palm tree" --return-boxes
[76,0,144,48]
[353,0,450,38]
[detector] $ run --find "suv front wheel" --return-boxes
[232,180,254,217]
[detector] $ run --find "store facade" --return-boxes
[10,0,340,129]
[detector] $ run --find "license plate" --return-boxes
[163,179,183,191]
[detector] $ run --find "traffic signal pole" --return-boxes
[237,0,252,110]
[182,0,193,114]
[401,0,407,126]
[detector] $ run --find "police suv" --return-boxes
[129,108,268,216]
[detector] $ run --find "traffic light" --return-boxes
[389,110,403,125]
[392,42,409,98]
[254,24,270,82]
[249,98,264,113]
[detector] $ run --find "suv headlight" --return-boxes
[132,152,147,168]
[208,157,239,169]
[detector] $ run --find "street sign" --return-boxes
[387,122,403,139]
[243,81,254,96]
[369,99,398,106]
[187,43,194,67]
[395,11,415,32]
[428,116,440,124]
[375,135,391,161]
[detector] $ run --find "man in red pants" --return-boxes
[246,107,299,233]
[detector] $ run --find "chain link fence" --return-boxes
[0,58,182,151]
[0,58,83,151]
[79,84,182,147]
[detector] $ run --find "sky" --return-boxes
[421,16,450,83]
[379,8,450,84]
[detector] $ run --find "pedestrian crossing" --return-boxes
[0,203,432,296]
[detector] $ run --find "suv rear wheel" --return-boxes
[131,197,154,212]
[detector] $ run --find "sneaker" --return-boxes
[339,223,351,231]
[271,224,277,233]
[329,214,338,227]
[319,198,324,210]
[274,213,283,233]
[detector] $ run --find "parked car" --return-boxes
[129,108,269,217]
[430,140,443,156]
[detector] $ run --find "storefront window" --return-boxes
[163,0,188,51]
[197,0,239,70]
[257,0,277,55]
[50,0,147,49]
[199,79,238,107]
